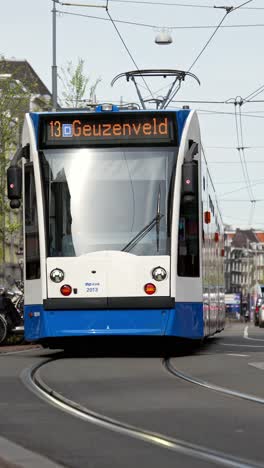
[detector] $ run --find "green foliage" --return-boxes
[59,58,101,108]
[0,57,48,270]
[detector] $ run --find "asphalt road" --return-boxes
[1,322,264,468]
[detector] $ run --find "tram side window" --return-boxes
[177,162,200,277]
[24,163,40,279]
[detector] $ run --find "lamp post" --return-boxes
[51,0,106,111]
[52,0,58,110]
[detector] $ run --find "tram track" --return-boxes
[164,357,264,405]
[163,326,264,405]
[21,356,263,468]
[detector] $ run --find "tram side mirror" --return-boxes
[181,162,198,202]
[7,165,22,209]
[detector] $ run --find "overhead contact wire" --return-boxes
[106,7,154,100]
[238,105,255,200]
[58,12,264,30]
[234,104,251,201]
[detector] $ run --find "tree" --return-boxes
[59,58,101,108]
[0,58,52,283]
[0,76,30,274]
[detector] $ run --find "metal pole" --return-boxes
[52,1,58,110]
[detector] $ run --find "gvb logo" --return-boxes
[62,124,73,137]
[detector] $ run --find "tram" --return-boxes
[7,104,225,346]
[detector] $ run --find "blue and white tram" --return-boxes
[7,106,225,345]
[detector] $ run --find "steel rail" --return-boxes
[21,358,262,468]
[164,357,264,405]
[0,347,40,356]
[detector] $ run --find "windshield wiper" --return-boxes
[122,186,163,253]
[156,184,161,253]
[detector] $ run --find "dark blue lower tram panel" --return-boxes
[24,302,204,341]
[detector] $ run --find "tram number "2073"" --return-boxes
[86,287,99,293]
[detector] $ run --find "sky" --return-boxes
[1,0,264,230]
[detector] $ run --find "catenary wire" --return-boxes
[206,146,264,150]
[160,8,236,106]
[231,0,254,12]
[187,11,228,72]
[244,85,264,102]
[59,0,259,225]
[197,109,264,119]
[209,161,264,164]
[186,0,253,73]
[234,103,254,202]
[219,199,264,202]
[149,0,254,103]
[171,99,264,104]
[57,10,264,31]
[105,6,155,100]
[219,180,264,197]
[107,1,219,8]
[168,106,264,119]
[68,0,264,11]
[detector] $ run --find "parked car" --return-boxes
[254,298,262,326]
[258,303,264,328]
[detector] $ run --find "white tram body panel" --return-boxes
[46,254,170,299]
[171,111,203,303]
[10,107,225,343]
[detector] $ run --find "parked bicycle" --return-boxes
[0,282,24,345]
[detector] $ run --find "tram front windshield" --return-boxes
[40,147,177,257]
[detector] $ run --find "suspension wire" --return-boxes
[171,98,264,104]
[219,199,264,202]
[148,6,241,102]
[234,101,252,201]
[235,113,252,200]
[153,0,254,101]
[168,106,264,119]
[155,10,230,108]
[238,103,257,224]
[58,11,264,30]
[233,99,257,225]
[219,180,264,197]
[105,0,261,10]
[210,161,264,164]
[244,84,264,101]
[246,88,264,101]
[108,0,214,8]
[248,201,256,226]
[186,0,254,73]
[187,12,228,73]
[238,104,255,200]
[105,7,155,102]
[63,0,258,10]
[231,0,254,12]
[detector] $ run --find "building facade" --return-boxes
[225,228,264,313]
[0,59,51,285]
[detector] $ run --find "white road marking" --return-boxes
[243,325,264,342]
[0,348,40,356]
[226,354,249,357]
[248,362,264,370]
[220,343,264,348]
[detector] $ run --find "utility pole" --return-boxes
[52,0,58,110]
[51,0,106,111]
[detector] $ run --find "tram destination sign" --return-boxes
[39,112,176,147]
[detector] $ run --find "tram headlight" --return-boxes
[152,267,167,282]
[50,268,64,283]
